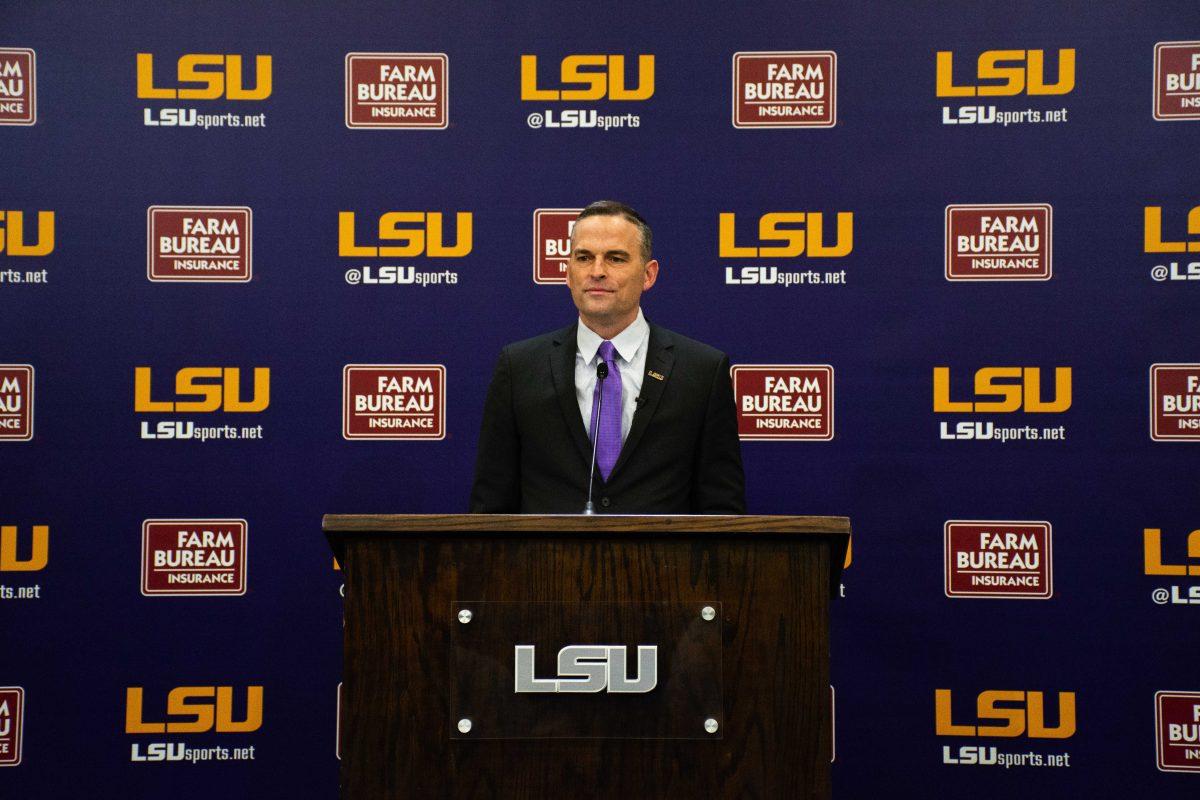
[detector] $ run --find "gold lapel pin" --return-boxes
[648,370,665,381]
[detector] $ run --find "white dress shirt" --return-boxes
[575,308,649,445]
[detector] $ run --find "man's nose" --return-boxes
[588,258,608,278]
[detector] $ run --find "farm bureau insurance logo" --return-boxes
[141,519,247,596]
[345,53,447,129]
[0,687,23,766]
[147,206,251,282]
[126,684,262,764]
[521,54,652,130]
[720,211,852,287]
[1145,526,1200,607]
[533,208,581,284]
[339,211,469,287]
[0,365,33,441]
[135,366,268,442]
[1154,42,1200,121]
[1146,205,1200,283]
[944,521,1052,599]
[732,365,833,440]
[936,689,1074,768]
[1156,691,1200,771]
[342,365,445,440]
[945,204,1051,281]
[1150,364,1200,440]
[137,53,270,129]
[937,48,1074,126]
[732,51,836,128]
[935,366,1070,442]
[0,49,35,125]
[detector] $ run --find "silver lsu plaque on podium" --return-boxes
[514,645,658,693]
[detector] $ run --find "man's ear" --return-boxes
[642,259,659,291]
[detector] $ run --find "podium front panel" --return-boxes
[450,600,723,739]
[337,525,835,799]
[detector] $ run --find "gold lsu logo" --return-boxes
[1145,206,1200,253]
[936,690,1076,738]
[1,525,47,571]
[0,211,53,256]
[338,212,473,257]
[934,367,1072,413]
[1144,528,1200,576]
[936,49,1075,97]
[125,686,263,733]
[134,367,270,413]
[718,212,853,258]
[136,54,272,100]
[521,55,654,101]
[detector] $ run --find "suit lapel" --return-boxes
[609,324,674,481]
[549,323,595,469]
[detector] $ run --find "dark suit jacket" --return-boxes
[469,321,745,514]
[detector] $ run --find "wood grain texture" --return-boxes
[340,528,833,799]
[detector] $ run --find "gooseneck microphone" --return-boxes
[583,360,609,515]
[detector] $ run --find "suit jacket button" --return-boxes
[601,497,611,508]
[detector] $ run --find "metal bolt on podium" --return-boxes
[704,718,719,734]
[701,606,716,621]
[458,718,472,734]
[457,609,472,624]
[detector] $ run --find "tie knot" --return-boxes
[597,340,617,364]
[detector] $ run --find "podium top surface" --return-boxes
[324,514,851,590]
[323,513,850,535]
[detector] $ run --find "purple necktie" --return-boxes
[590,340,622,482]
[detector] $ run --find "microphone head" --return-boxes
[596,361,609,379]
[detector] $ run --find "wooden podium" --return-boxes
[324,514,849,800]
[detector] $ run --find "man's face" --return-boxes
[566,214,659,331]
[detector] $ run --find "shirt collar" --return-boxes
[577,307,648,364]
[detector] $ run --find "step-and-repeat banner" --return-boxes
[3,2,1199,797]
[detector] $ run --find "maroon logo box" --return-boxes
[146,206,252,282]
[533,208,581,284]
[0,49,35,126]
[945,204,1052,281]
[0,365,33,441]
[732,51,836,129]
[141,519,247,596]
[944,521,1053,599]
[1151,363,1200,441]
[732,365,833,440]
[0,687,22,766]
[1156,691,1200,772]
[343,365,446,440]
[1154,42,1200,121]
[345,53,448,129]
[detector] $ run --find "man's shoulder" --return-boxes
[492,320,729,366]
[650,323,728,365]
[498,323,576,361]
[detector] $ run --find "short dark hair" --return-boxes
[574,200,653,262]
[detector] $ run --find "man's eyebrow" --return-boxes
[571,247,631,257]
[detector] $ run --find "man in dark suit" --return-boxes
[470,200,744,514]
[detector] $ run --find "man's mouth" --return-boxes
[585,288,613,295]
